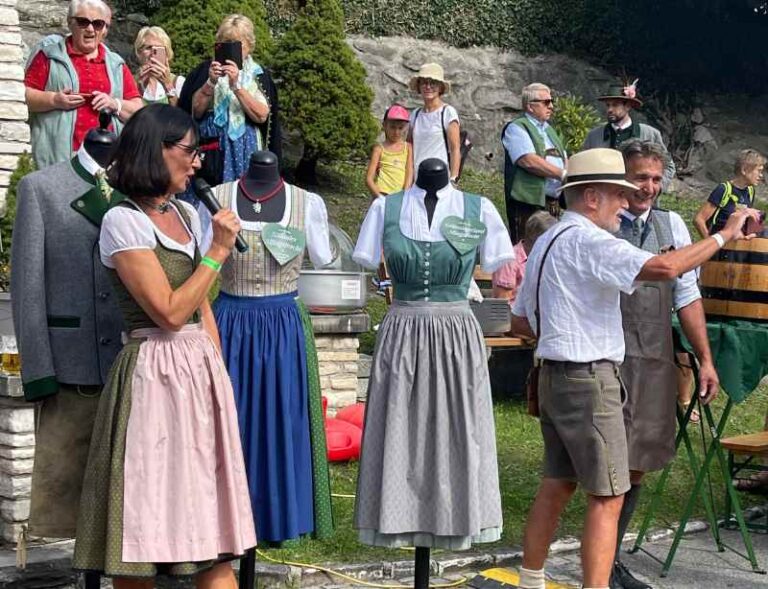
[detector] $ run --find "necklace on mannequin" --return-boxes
[238,178,285,214]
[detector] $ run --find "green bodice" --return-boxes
[383,191,481,302]
[109,200,201,332]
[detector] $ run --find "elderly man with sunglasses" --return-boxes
[24,0,143,168]
[501,82,567,243]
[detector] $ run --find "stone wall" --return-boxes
[0,376,32,545]
[0,0,29,208]
[316,335,360,414]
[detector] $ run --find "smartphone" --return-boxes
[744,211,765,236]
[214,41,243,70]
[76,92,94,102]
[151,45,167,65]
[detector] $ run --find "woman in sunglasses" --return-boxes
[24,0,144,169]
[407,63,462,183]
[72,104,256,587]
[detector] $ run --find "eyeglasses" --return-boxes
[530,99,554,107]
[71,16,109,31]
[419,79,442,88]
[170,142,201,160]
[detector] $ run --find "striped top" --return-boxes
[213,181,332,297]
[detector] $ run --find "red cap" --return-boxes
[384,104,410,122]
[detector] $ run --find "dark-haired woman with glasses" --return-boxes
[24,0,144,169]
[72,104,256,588]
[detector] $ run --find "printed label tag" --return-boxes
[440,216,487,254]
[261,223,306,266]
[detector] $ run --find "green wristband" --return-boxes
[201,256,222,272]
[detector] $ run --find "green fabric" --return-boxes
[603,121,642,149]
[22,375,59,401]
[107,200,200,330]
[29,36,125,168]
[383,191,481,302]
[297,300,334,540]
[506,116,566,207]
[674,318,768,404]
[69,159,125,227]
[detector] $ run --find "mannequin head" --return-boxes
[245,150,280,183]
[415,158,449,193]
[82,127,117,167]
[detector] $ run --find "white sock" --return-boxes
[519,566,546,589]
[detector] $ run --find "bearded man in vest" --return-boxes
[24,0,143,169]
[583,80,676,192]
[610,139,719,589]
[502,83,567,243]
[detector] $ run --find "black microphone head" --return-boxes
[193,177,211,194]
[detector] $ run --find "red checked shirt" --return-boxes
[25,38,140,151]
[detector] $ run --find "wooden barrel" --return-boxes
[699,235,768,321]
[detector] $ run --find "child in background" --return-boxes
[492,211,557,304]
[366,104,414,198]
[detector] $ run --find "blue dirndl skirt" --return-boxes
[213,291,314,543]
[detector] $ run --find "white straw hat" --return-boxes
[556,148,638,194]
[408,63,451,95]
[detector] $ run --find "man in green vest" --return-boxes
[583,79,676,192]
[502,83,568,243]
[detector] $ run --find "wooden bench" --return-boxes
[720,431,768,533]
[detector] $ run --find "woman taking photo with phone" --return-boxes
[179,13,282,188]
[134,26,184,106]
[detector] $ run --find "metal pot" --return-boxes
[298,270,368,313]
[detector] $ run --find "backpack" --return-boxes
[414,106,473,180]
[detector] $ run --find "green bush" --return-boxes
[154,0,273,76]
[272,0,378,183]
[0,153,35,291]
[551,94,602,155]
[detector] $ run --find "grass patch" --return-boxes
[274,161,768,564]
[267,386,768,565]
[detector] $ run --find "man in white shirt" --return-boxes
[510,148,757,589]
[582,80,676,191]
[502,83,567,243]
[609,140,718,589]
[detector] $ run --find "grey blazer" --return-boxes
[10,157,123,401]
[582,121,676,191]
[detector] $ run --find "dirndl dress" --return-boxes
[73,199,256,577]
[354,190,503,549]
[211,181,334,544]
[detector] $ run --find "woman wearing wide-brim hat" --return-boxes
[407,63,462,182]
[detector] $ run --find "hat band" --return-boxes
[566,173,627,182]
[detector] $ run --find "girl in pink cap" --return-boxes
[366,104,414,198]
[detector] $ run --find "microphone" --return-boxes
[193,177,249,253]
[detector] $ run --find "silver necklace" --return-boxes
[145,198,172,214]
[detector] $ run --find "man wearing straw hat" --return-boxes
[583,80,676,191]
[510,148,757,589]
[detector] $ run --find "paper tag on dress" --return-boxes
[341,279,361,300]
[261,223,306,265]
[440,216,487,254]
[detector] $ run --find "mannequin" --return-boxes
[352,158,513,589]
[10,111,123,589]
[81,111,117,168]
[207,151,335,589]
[415,158,450,228]
[236,151,287,223]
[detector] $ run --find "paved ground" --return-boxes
[543,527,768,588]
[2,522,767,588]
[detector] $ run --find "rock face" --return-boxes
[349,35,615,172]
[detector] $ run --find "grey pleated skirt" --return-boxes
[354,300,503,549]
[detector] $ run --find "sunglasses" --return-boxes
[419,78,442,88]
[71,16,108,31]
[530,99,554,107]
